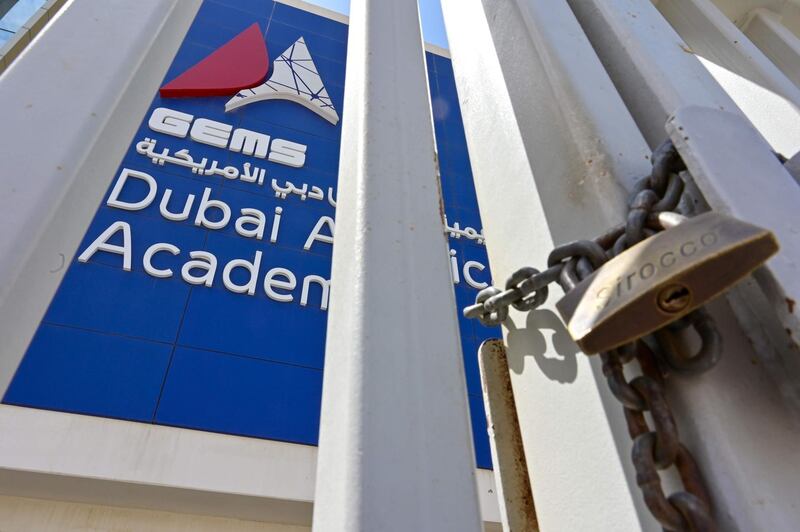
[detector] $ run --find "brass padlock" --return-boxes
[556,212,779,354]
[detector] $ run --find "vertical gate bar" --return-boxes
[311,0,482,530]
[654,0,800,110]
[441,0,658,529]
[478,340,538,532]
[564,0,736,148]
[742,8,800,91]
[651,0,800,159]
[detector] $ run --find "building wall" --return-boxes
[2,0,497,470]
[0,494,503,531]
[0,0,501,528]
[0,495,309,532]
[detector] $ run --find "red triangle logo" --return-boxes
[160,23,269,98]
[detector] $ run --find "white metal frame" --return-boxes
[312,0,482,530]
[654,0,800,109]
[650,0,800,159]
[444,0,800,529]
[741,7,800,88]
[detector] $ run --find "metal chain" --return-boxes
[464,140,718,530]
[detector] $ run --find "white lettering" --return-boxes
[147,107,308,169]
[301,275,330,311]
[270,207,283,243]
[223,251,262,296]
[194,187,231,230]
[107,169,157,211]
[143,243,179,278]
[450,249,460,284]
[159,188,195,221]
[181,251,217,287]
[268,139,307,168]
[148,107,193,138]
[78,221,132,271]
[229,128,270,159]
[190,118,233,148]
[463,261,489,289]
[235,208,267,240]
[304,216,335,250]
[264,267,297,302]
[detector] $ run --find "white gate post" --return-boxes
[0,0,202,394]
[311,0,482,530]
[441,0,656,529]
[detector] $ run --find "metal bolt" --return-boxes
[657,284,692,314]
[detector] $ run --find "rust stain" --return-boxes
[787,298,796,314]
[679,43,696,55]
[481,339,540,530]
[434,150,447,225]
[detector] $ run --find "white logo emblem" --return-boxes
[226,37,340,125]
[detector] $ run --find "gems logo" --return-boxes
[160,23,340,125]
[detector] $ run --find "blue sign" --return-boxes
[3,0,500,469]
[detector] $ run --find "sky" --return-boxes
[0,0,47,46]
[302,0,449,49]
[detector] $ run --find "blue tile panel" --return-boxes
[155,347,322,444]
[4,1,499,470]
[5,325,171,421]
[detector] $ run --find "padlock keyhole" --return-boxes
[657,284,691,314]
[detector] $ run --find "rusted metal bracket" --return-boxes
[479,340,539,532]
[667,106,800,408]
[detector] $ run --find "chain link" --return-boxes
[464,140,719,530]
